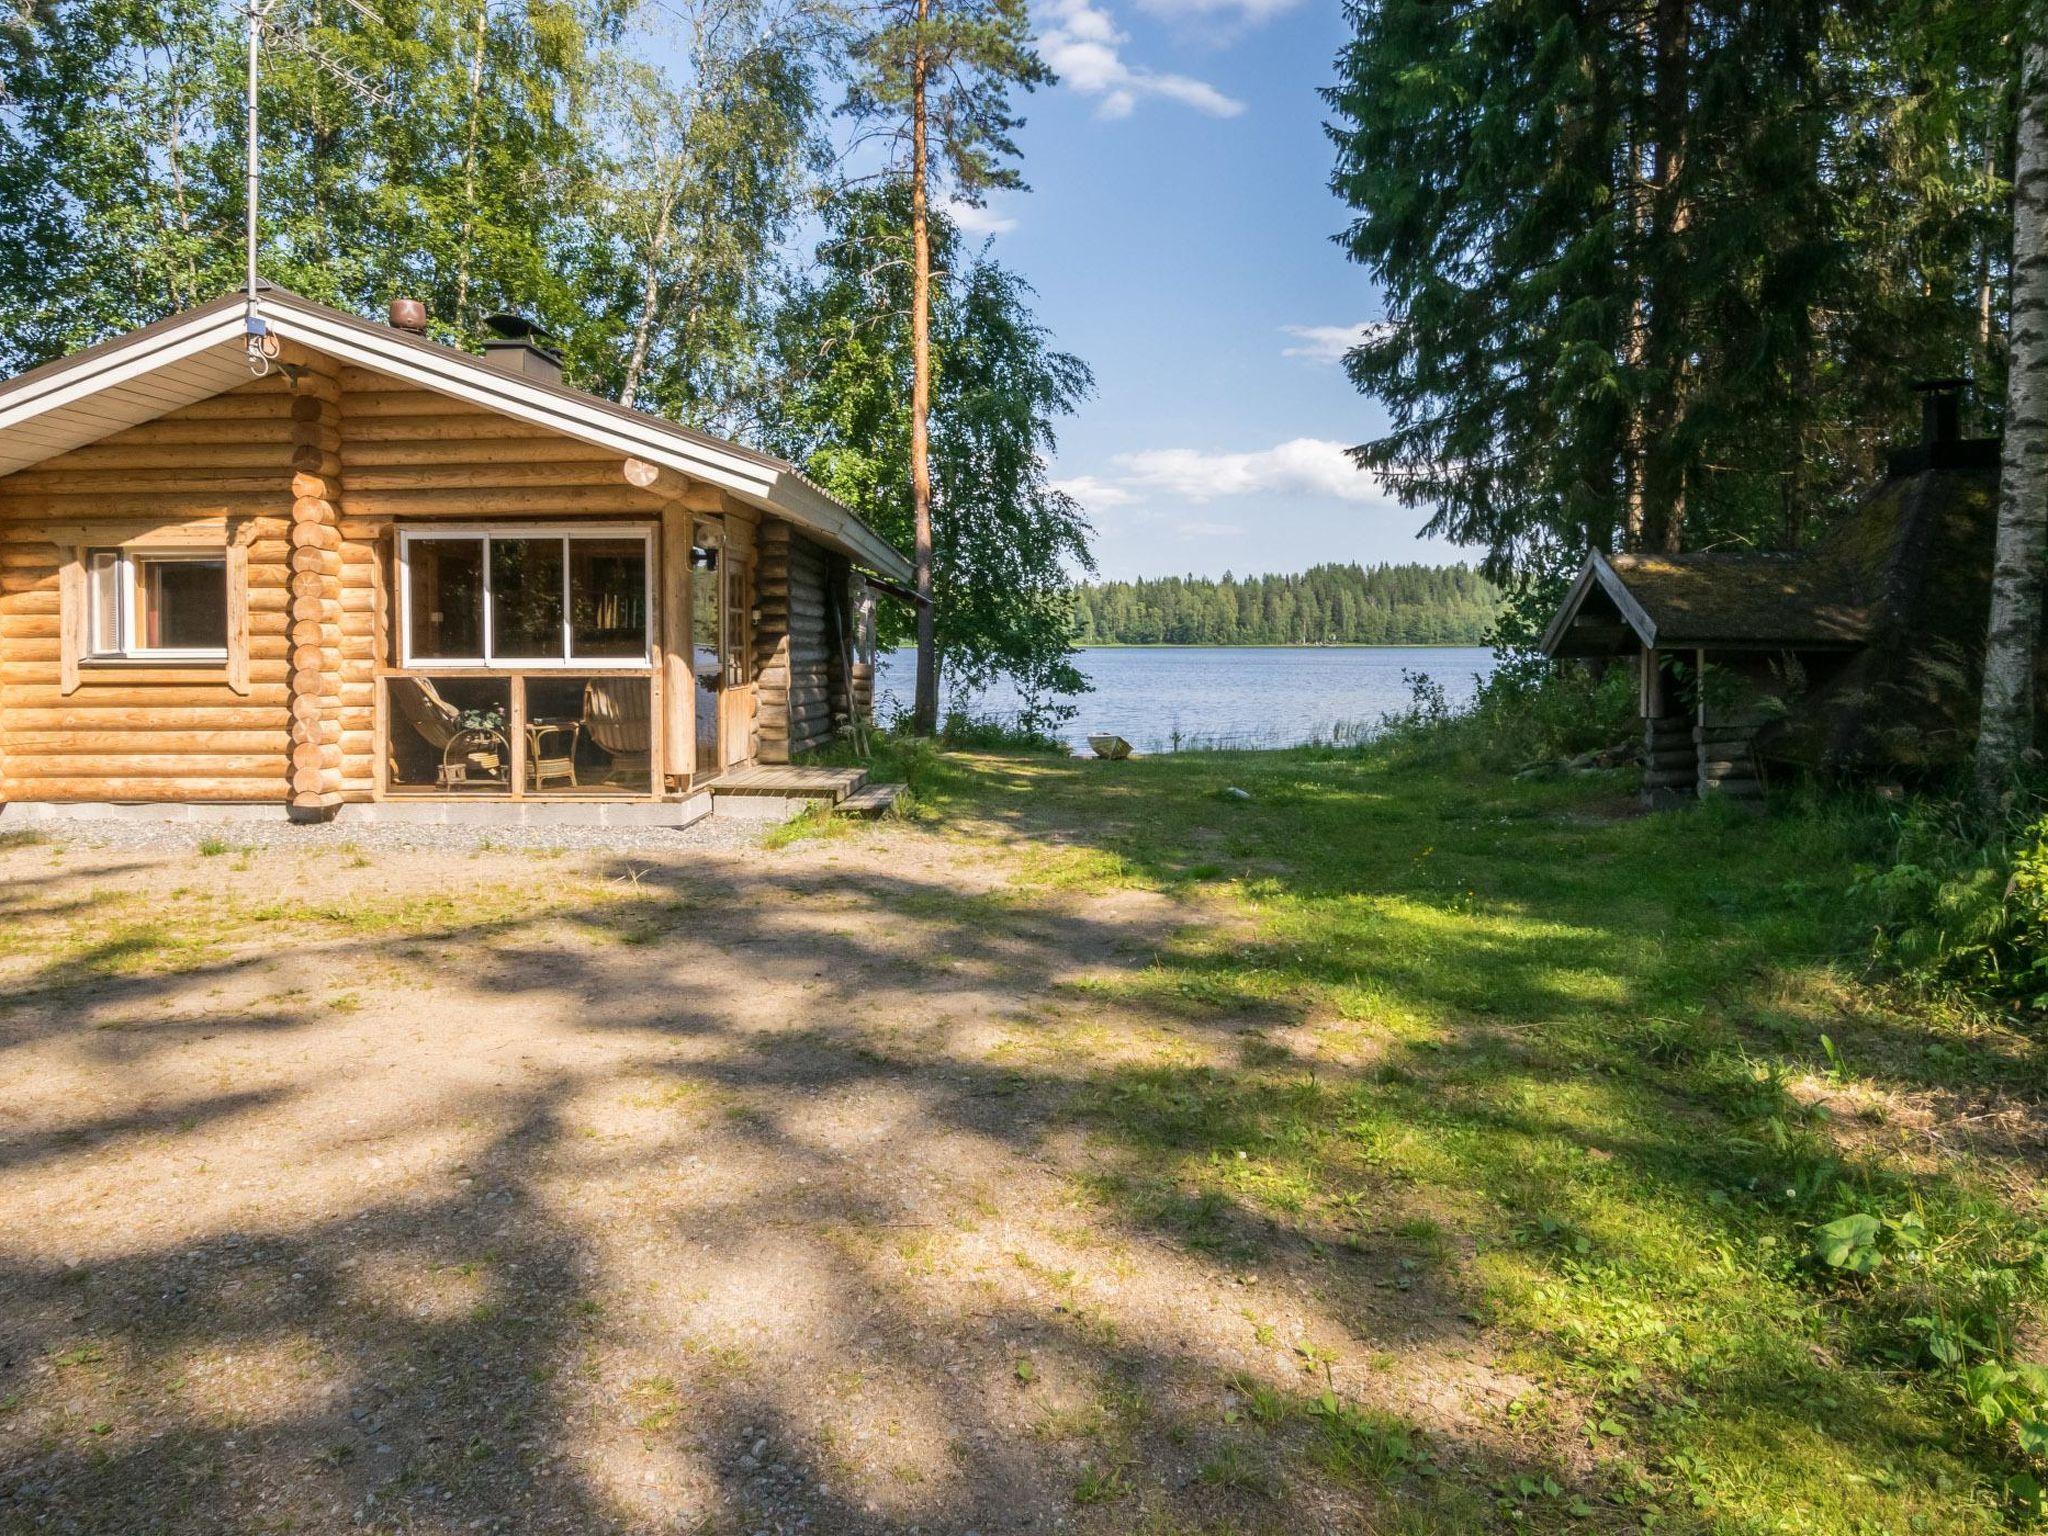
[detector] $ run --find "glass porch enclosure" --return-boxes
[385,528,658,797]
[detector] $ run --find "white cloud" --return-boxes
[1052,474,1139,509]
[1039,0,1246,120]
[945,200,1019,236]
[1055,438,1395,517]
[1174,519,1243,538]
[1279,321,1394,364]
[1112,437,1389,503]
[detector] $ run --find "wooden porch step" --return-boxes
[836,783,905,819]
[709,765,868,803]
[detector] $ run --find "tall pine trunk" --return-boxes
[909,0,939,736]
[1975,29,2048,806]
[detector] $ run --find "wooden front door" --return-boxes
[719,552,756,768]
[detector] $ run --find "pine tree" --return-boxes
[770,186,1093,722]
[843,0,1050,733]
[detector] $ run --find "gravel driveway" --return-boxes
[0,822,1507,1534]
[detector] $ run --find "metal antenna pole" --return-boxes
[245,0,272,372]
[241,0,388,374]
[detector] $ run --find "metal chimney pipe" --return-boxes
[388,297,428,335]
[1911,377,1967,446]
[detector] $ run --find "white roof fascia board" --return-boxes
[266,304,781,498]
[270,302,912,581]
[0,309,247,436]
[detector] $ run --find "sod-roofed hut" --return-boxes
[1540,383,2003,805]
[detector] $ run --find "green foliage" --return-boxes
[1856,791,2048,1008]
[570,0,835,428]
[1071,563,1498,646]
[770,183,1093,718]
[0,0,617,368]
[1324,0,2016,574]
[1305,1391,1429,1486]
[842,0,1049,206]
[931,710,1067,753]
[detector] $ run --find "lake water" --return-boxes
[874,645,1497,753]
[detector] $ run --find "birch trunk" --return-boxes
[1974,29,2048,806]
[451,2,489,333]
[909,0,940,736]
[619,190,676,410]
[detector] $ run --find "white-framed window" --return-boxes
[85,548,230,660]
[397,525,654,668]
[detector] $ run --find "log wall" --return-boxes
[755,519,844,762]
[0,376,298,802]
[0,357,796,804]
[332,366,675,797]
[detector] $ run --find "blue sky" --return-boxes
[953,0,1468,582]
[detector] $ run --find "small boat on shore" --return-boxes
[1088,734,1133,760]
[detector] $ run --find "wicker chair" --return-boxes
[583,679,652,785]
[390,676,507,789]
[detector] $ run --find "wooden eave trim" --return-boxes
[1584,553,1660,650]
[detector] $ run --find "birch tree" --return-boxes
[770,185,1093,726]
[843,0,1049,734]
[1974,20,2048,806]
[578,0,830,431]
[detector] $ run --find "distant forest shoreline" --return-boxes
[1072,563,1500,647]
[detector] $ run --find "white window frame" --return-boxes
[85,546,230,662]
[396,524,655,670]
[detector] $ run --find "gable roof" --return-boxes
[1541,547,1870,656]
[0,286,912,583]
[1537,449,2006,660]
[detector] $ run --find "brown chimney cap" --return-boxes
[388,297,429,333]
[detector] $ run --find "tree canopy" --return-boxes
[1326,0,2017,577]
[769,184,1095,721]
[0,0,1097,714]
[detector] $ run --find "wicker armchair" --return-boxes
[390,677,507,789]
[583,679,652,785]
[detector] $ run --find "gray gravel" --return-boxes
[12,813,773,857]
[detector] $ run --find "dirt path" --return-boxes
[0,823,1514,1534]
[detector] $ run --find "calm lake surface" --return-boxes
[874,645,1497,753]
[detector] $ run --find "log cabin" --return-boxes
[0,286,914,825]
[1540,380,2009,806]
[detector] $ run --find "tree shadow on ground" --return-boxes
[0,756,2028,1534]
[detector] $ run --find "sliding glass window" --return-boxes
[399,527,652,668]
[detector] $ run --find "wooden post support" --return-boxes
[660,503,695,785]
[286,359,345,820]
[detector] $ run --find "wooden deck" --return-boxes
[707,765,869,803]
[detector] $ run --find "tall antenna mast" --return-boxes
[242,0,394,374]
[245,0,276,370]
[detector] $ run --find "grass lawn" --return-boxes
[1,740,2042,1534]
[864,737,2048,1532]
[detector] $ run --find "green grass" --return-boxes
[915,739,2048,1533]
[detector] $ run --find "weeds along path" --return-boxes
[0,746,2041,1534]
